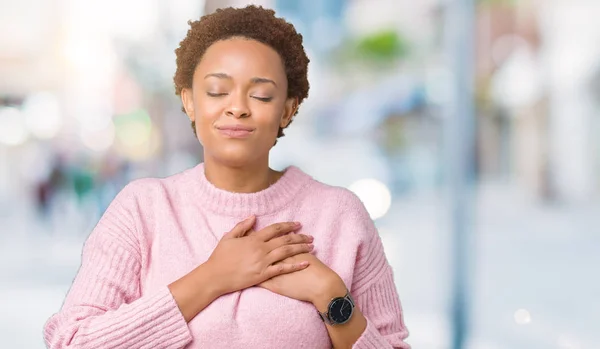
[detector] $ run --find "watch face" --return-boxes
[328,297,353,324]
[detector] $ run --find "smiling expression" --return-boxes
[181,37,296,167]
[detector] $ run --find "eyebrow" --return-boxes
[250,77,277,87]
[204,73,277,87]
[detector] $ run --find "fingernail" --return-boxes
[308,244,314,249]
[294,222,302,227]
[307,235,314,242]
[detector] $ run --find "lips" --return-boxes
[216,125,255,138]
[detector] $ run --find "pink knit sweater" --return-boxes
[43,163,410,349]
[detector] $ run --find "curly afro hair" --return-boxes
[174,5,310,142]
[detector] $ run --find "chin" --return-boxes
[209,147,264,168]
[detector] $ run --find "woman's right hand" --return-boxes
[205,215,314,296]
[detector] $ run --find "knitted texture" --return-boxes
[44,163,410,349]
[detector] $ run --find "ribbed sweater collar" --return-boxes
[187,162,312,217]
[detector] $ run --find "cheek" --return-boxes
[192,102,219,144]
[255,116,282,142]
[255,105,284,130]
[195,99,221,122]
[194,101,223,141]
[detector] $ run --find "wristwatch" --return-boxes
[317,290,355,325]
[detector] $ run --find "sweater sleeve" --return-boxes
[43,185,193,349]
[352,267,410,349]
[343,191,410,349]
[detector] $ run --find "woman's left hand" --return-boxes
[258,252,344,305]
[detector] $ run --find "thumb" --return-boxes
[224,215,256,239]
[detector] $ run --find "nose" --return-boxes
[226,93,250,118]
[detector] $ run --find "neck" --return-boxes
[203,156,281,193]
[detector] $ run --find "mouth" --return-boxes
[215,125,255,138]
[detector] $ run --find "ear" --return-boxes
[181,88,195,122]
[280,97,298,128]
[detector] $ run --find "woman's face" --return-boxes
[181,37,296,167]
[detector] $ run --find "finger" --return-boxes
[223,215,256,239]
[267,233,313,251]
[267,243,314,265]
[258,222,301,242]
[240,227,257,239]
[265,261,309,278]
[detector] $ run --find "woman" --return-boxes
[43,5,410,349]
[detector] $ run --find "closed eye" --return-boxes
[207,92,227,97]
[252,96,273,102]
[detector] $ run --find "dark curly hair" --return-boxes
[174,5,310,142]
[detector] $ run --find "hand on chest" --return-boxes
[142,213,358,294]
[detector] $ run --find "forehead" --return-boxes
[195,38,286,82]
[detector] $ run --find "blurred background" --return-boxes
[1,0,599,348]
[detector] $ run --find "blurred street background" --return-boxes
[1,0,599,348]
